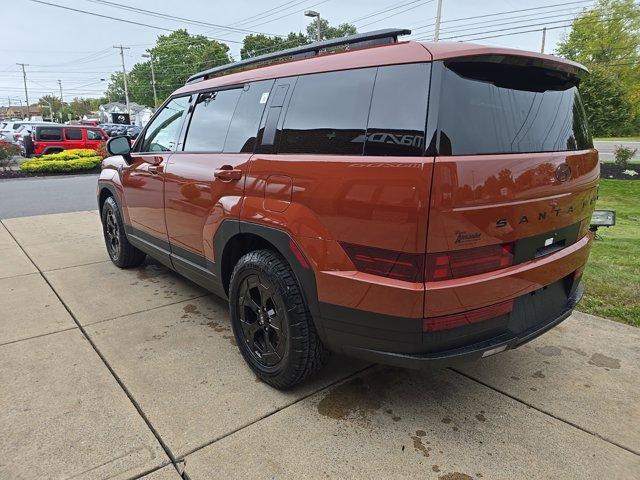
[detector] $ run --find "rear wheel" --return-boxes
[229,249,329,389]
[101,196,146,268]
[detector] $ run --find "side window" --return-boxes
[183,88,242,152]
[141,96,190,152]
[87,129,104,140]
[38,128,62,141]
[224,80,274,153]
[365,63,431,156]
[65,128,82,140]
[279,68,376,155]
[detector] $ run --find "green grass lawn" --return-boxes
[579,180,640,327]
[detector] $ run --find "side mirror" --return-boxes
[106,135,131,157]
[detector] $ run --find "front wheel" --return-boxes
[101,196,146,268]
[229,250,329,389]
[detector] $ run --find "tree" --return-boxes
[306,19,356,41]
[556,0,640,135]
[240,20,357,59]
[106,29,231,107]
[577,68,635,136]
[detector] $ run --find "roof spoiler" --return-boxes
[186,28,412,84]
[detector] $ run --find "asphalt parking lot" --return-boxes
[1,210,639,479]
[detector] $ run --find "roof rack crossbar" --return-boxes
[186,28,412,84]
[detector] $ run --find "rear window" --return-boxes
[37,127,62,141]
[436,60,592,155]
[280,68,376,155]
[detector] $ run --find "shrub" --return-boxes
[0,140,21,171]
[20,156,101,173]
[614,145,638,168]
[95,142,109,160]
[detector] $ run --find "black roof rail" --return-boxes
[186,28,412,84]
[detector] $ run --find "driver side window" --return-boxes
[140,96,190,152]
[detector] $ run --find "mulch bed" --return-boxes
[0,167,101,179]
[600,163,640,180]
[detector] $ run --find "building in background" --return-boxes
[98,102,154,126]
[0,105,43,121]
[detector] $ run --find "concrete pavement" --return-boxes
[0,211,638,479]
[594,140,640,161]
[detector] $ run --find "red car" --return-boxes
[28,125,107,156]
[98,29,598,389]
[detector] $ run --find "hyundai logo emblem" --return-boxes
[555,163,571,182]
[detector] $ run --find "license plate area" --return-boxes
[508,279,569,335]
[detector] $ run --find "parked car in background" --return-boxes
[25,124,107,156]
[0,121,58,144]
[126,125,142,139]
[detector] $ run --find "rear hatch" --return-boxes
[424,55,599,323]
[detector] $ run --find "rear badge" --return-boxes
[482,345,507,358]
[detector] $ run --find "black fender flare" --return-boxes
[213,220,327,342]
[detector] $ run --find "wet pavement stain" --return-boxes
[384,408,401,422]
[439,473,473,480]
[510,376,520,381]
[317,369,401,421]
[441,417,452,424]
[410,434,431,458]
[223,334,237,346]
[561,346,587,356]
[475,413,486,422]
[535,345,562,357]
[532,370,546,379]
[182,304,201,318]
[588,352,621,369]
[432,465,441,472]
[206,321,228,333]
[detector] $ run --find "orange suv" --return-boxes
[98,29,598,388]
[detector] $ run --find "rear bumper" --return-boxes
[322,280,583,370]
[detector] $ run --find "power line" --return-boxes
[350,0,427,24]
[25,0,243,44]
[356,1,435,29]
[81,0,283,37]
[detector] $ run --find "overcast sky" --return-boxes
[1,0,594,107]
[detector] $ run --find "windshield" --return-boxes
[436,59,592,155]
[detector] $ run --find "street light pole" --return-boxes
[541,27,547,53]
[304,10,321,42]
[142,53,158,108]
[433,0,444,42]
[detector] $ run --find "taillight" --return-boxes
[425,243,514,281]
[423,299,514,332]
[340,242,425,283]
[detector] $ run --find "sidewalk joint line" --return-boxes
[176,363,374,462]
[450,367,640,457]
[1,218,184,478]
[0,326,78,347]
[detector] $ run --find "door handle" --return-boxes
[148,164,164,174]
[214,166,242,181]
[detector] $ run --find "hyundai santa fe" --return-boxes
[97,29,598,389]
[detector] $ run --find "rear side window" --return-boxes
[280,68,376,155]
[87,129,104,140]
[12,123,23,130]
[436,60,592,155]
[184,89,242,152]
[65,128,82,140]
[365,63,430,156]
[38,128,62,141]
[224,80,274,153]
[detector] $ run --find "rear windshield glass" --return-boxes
[437,60,592,155]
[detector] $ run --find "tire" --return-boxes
[229,249,329,389]
[101,196,146,268]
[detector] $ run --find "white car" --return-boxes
[0,121,58,144]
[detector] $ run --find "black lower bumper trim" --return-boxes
[337,281,584,370]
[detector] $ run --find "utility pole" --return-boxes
[540,27,547,54]
[16,63,30,119]
[433,0,444,42]
[142,53,158,108]
[57,79,64,105]
[114,45,131,117]
[304,10,321,42]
